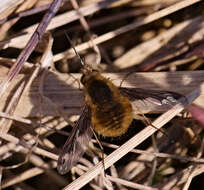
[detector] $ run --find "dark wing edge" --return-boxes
[119,87,186,113]
[57,105,92,175]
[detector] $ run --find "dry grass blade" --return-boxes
[0,33,53,167]
[96,141,204,164]
[1,146,66,188]
[1,0,204,189]
[1,160,57,189]
[0,0,24,19]
[54,0,201,62]
[107,175,158,190]
[182,139,204,190]
[0,3,51,24]
[155,164,204,189]
[0,81,25,136]
[0,132,58,161]
[0,0,63,96]
[0,70,203,117]
[0,32,52,141]
[0,0,37,40]
[0,115,68,168]
[63,89,199,190]
[3,0,120,49]
[70,0,101,65]
[114,15,204,69]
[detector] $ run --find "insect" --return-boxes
[80,68,133,137]
[57,37,183,175]
[57,72,183,175]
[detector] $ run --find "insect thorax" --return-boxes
[87,79,114,105]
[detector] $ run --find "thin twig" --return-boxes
[70,0,101,65]
[107,175,158,190]
[182,139,204,190]
[0,0,64,96]
[0,3,51,25]
[54,0,201,62]
[0,132,58,161]
[93,140,204,164]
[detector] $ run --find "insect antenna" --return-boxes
[64,32,85,67]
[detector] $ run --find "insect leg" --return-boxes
[90,126,106,176]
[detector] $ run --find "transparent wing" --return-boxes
[119,87,185,114]
[57,105,92,175]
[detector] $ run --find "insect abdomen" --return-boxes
[91,96,133,137]
[82,71,133,137]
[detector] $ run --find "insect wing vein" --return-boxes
[57,105,92,175]
[119,87,184,113]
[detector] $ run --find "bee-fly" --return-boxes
[80,68,133,137]
[57,36,183,175]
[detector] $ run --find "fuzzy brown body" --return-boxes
[81,71,133,137]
